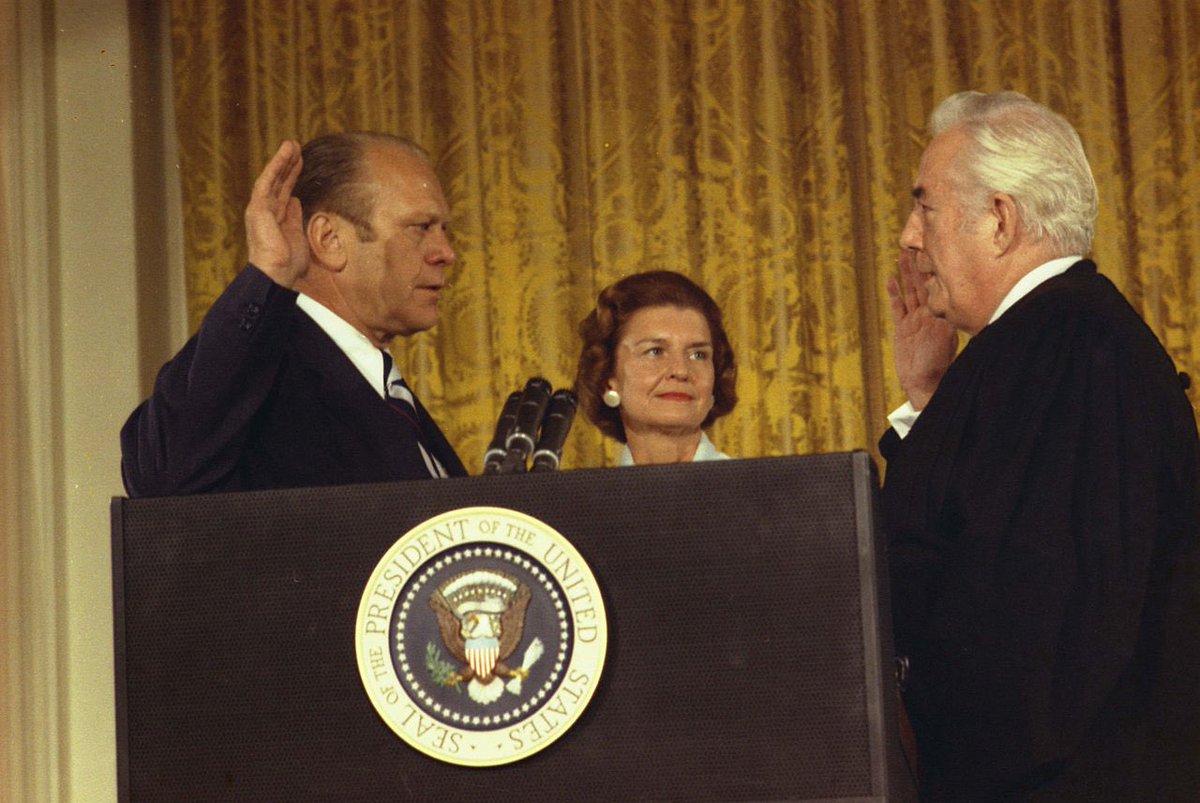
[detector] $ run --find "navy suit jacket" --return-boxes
[121,265,466,497]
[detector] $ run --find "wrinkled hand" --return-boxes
[244,140,308,288]
[887,249,958,410]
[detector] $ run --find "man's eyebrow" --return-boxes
[394,210,447,223]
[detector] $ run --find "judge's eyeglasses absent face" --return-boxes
[900,126,1000,335]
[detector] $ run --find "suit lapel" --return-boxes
[291,313,436,480]
[410,395,468,477]
[292,312,467,479]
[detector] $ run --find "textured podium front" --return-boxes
[112,452,914,801]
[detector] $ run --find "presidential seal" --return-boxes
[355,506,607,766]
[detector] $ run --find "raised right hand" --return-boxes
[244,140,308,288]
[887,248,959,410]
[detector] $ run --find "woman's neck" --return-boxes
[624,428,703,465]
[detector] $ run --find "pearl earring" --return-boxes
[602,389,621,408]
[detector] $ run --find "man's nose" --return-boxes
[427,227,456,265]
[899,208,922,250]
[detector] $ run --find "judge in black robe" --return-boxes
[882,91,1200,801]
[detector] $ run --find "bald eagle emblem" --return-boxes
[428,569,544,705]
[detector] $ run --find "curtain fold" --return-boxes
[170,0,1200,472]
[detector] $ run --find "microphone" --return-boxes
[531,390,578,472]
[482,391,522,475]
[499,378,552,474]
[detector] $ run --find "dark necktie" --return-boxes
[381,352,446,478]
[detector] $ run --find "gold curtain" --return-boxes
[169,0,1200,473]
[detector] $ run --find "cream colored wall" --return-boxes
[2,0,184,801]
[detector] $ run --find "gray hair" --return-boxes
[929,91,1098,254]
[294,132,431,241]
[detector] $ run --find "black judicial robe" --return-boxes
[880,261,1200,800]
[121,265,467,497]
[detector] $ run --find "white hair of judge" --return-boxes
[929,90,1098,256]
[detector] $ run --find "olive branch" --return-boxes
[425,642,462,693]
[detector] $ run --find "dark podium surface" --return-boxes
[112,452,915,801]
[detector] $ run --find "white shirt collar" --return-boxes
[617,431,730,466]
[988,255,1082,325]
[295,293,390,397]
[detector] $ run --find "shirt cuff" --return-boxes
[887,401,920,440]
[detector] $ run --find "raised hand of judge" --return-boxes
[244,140,308,289]
[887,248,958,410]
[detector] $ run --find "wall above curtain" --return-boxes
[169,0,1199,471]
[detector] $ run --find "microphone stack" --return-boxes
[482,378,578,475]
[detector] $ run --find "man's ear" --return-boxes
[990,192,1019,255]
[307,212,348,271]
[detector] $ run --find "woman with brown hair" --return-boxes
[574,271,737,465]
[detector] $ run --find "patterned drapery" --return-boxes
[170,0,1199,472]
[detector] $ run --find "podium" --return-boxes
[111,452,916,801]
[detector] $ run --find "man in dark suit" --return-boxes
[881,91,1199,800]
[122,133,467,496]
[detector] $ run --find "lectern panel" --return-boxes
[112,452,914,801]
